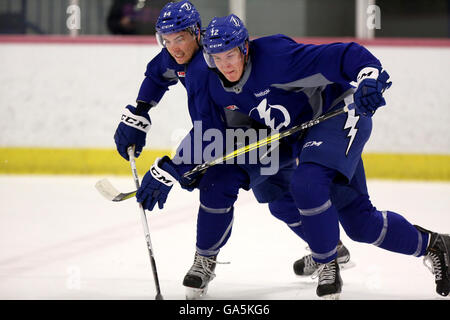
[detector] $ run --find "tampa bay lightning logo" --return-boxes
[181,2,192,10]
[230,16,240,26]
[344,107,359,156]
[249,98,291,130]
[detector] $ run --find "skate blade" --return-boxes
[338,260,356,271]
[185,287,208,300]
[321,293,341,300]
[295,261,355,277]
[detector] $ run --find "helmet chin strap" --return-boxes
[190,26,202,61]
[183,23,202,54]
[194,24,202,47]
[241,41,250,77]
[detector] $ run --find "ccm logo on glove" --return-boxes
[120,108,151,133]
[150,158,177,186]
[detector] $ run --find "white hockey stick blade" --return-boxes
[95,178,136,202]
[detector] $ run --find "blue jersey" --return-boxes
[136,44,290,160]
[203,34,382,181]
[206,35,381,132]
[137,47,224,129]
[135,46,274,172]
[137,48,184,107]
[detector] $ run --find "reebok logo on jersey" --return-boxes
[254,89,270,97]
[302,141,323,149]
[226,105,239,111]
[177,71,186,77]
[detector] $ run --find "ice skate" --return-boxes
[313,259,342,299]
[183,252,217,300]
[416,225,450,297]
[293,241,351,276]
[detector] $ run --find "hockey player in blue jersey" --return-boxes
[113,1,350,299]
[200,14,450,299]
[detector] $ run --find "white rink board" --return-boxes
[0,43,449,154]
[0,175,449,300]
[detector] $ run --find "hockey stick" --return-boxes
[95,178,136,202]
[95,103,355,202]
[127,146,164,300]
[182,102,355,177]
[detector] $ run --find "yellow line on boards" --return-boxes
[0,147,170,176]
[0,148,449,181]
[362,153,450,181]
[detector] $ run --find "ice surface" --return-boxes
[0,175,449,300]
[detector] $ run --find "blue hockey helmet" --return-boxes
[155,0,201,46]
[202,14,249,68]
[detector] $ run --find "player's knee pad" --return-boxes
[290,162,336,210]
[198,165,249,209]
[268,191,307,242]
[252,162,296,203]
[268,191,301,225]
[252,181,284,203]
